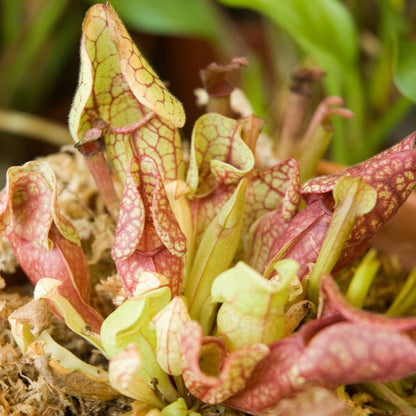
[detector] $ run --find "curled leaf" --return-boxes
[0,161,103,332]
[211,260,298,351]
[187,113,254,245]
[320,274,416,331]
[261,197,332,279]
[0,161,79,248]
[180,321,269,404]
[69,2,185,184]
[34,278,103,351]
[187,113,254,196]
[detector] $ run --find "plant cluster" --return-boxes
[2,3,416,415]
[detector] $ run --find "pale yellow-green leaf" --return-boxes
[34,278,103,351]
[109,344,165,407]
[308,176,377,302]
[152,296,191,376]
[211,260,299,350]
[184,179,247,328]
[100,287,178,402]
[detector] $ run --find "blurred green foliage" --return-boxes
[100,0,223,41]
[1,0,416,164]
[0,0,86,111]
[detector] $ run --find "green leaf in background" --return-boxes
[98,0,222,41]
[0,0,77,110]
[393,37,416,102]
[217,0,358,81]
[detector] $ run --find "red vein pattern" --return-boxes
[224,278,416,413]
[112,156,186,297]
[180,321,269,404]
[70,3,185,184]
[0,161,102,332]
[302,132,416,270]
[259,133,416,279]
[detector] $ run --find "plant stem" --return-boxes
[363,382,416,414]
[345,248,380,309]
[387,266,416,316]
[75,122,119,220]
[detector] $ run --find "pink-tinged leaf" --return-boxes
[302,133,416,268]
[244,159,300,270]
[224,335,303,412]
[292,322,416,388]
[0,161,80,248]
[0,161,103,332]
[187,114,297,256]
[116,249,184,298]
[189,184,235,249]
[112,160,145,261]
[131,117,185,182]
[257,134,416,280]
[180,321,269,404]
[224,275,416,414]
[256,386,350,416]
[143,157,186,256]
[247,210,291,274]
[187,114,254,244]
[320,274,416,332]
[261,199,332,278]
[112,156,186,297]
[226,315,416,413]
[34,278,103,351]
[152,296,191,375]
[103,4,184,127]
[75,133,120,220]
[187,113,254,197]
[69,2,185,183]
[244,159,300,231]
[8,229,103,333]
